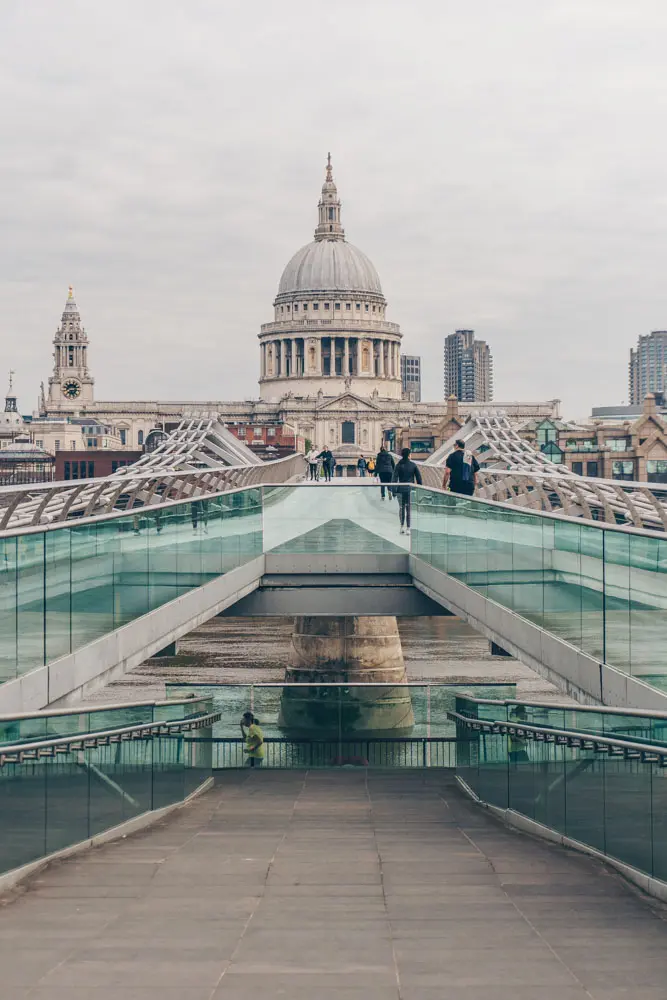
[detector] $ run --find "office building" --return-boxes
[400,355,421,402]
[629,331,667,405]
[443,330,493,402]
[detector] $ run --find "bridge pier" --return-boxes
[279,615,415,735]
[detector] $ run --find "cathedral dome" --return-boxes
[277,239,383,297]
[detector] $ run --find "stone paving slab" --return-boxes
[1,770,667,999]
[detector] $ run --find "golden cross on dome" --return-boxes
[8,369,14,392]
[68,285,74,299]
[326,152,333,181]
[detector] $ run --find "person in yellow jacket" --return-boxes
[240,712,265,767]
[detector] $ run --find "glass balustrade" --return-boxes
[0,730,212,877]
[1,482,667,697]
[457,721,667,884]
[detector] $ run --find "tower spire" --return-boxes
[314,153,345,242]
[5,370,17,413]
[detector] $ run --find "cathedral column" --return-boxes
[357,339,363,376]
[291,339,297,378]
[392,342,398,378]
[343,338,350,377]
[378,340,385,377]
[316,337,323,375]
[280,339,288,378]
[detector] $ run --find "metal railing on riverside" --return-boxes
[188,736,463,769]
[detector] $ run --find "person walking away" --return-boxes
[307,448,319,481]
[240,711,265,767]
[317,448,334,482]
[367,456,376,477]
[375,446,395,500]
[357,456,367,478]
[391,447,422,534]
[442,439,480,496]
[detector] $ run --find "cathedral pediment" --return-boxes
[315,392,380,412]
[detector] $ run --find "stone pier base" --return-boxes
[279,616,414,735]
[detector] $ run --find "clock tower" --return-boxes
[47,286,95,410]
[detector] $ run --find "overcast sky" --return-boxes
[1,0,666,419]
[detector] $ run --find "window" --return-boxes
[313,303,319,311]
[54,440,60,451]
[138,430,144,446]
[542,441,563,464]
[566,438,596,451]
[365,304,369,311]
[586,461,599,477]
[267,427,275,438]
[294,304,298,312]
[79,461,87,478]
[328,207,334,220]
[36,439,43,448]
[536,421,557,448]
[64,461,70,480]
[324,303,330,310]
[70,440,76,450]
[605,438,631,451]
[346,303,351,310]
[356,303,361,310]
[119,429,126,445]
[303,303,308,311]
[647,460,667,483]
[88,462,95,478]
[254,427,263,438]
[341,420,355,444]
[612,460,636,481]
[335,303,341,310]
[572,461,583,475]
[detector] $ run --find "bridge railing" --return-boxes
[0,451,307,531]
[450,709,667,897]
[0,710,220,881]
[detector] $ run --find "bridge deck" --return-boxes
[2,772,667,999]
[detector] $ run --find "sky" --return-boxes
[1,0,667,420]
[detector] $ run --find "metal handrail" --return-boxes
[453,695,667,721]
[0,694,204,724]
[0,711,221,765]
[448,711,667,764]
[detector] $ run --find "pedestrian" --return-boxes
[391,447,422,534]
[307,447,319,481]
[367,456,376,477]
[508,705,529,763]
[317,448,334,481]
[375,445,395,500]
[442,439,480,496]
[240,711,265,767]
[357,455,367,478]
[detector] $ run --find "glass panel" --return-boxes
[629,534,667,691]
[17,533,45,676]
[0,536,17,683]
[45,529,71,663]
[263,485,408,554]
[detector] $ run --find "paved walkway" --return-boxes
[1,771,667,999]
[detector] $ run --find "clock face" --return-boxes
[62,379,81,399]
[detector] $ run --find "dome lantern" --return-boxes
[314,152,345,242]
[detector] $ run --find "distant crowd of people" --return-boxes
[305,439,480,534]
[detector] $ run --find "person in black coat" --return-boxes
[317,448,335,482]
[391,448,422,533]
[375,446,396,500]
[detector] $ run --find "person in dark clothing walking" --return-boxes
[357,456,368,477]
[375,446,396,500]
[317,448,334,481]
[391,447,422,533]
[442,439,480,496]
